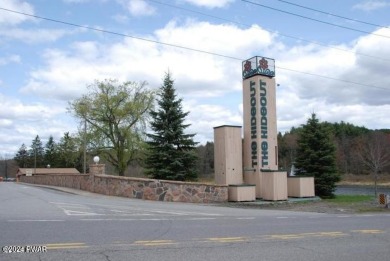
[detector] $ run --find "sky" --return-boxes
[0,0,389,156]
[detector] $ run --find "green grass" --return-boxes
[324,195,374,204]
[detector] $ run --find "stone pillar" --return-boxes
[89,164,105,175]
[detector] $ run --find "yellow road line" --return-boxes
[208,237,247,243]
[134,240,176,246]
[269,235,304,240]
[315,232,347,237]
[268,231,347,240]
[352,230,385,234]
[45,243,88,250]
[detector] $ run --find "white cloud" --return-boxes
[119,0,156,17]
[62,0,109,3]
[0,55,20,66]
[0,0,35,25]
[0,94,72,154]
[183,100,242,143]
[63,0,91,3]
[20,21,274,100]
[17,20,390,145]
[275,27,390,107]
[353,0,390,11]
[112,14,129,24]
[0,28,80,43]
[183,0,235,9]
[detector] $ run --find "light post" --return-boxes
[93,156,100,164]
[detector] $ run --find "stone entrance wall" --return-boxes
[20,174,228,203]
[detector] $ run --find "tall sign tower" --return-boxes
[242,56,286,199]
[214,56,314,201]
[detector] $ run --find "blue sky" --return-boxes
[0,0,390,156]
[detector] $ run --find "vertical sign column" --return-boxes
[242,56,278,198]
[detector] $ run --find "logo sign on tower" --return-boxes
[242,56,275,79]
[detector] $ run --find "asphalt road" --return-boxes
[1,182,389,261]
[336,185,390,195]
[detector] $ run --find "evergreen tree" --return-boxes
[14,144,29,168]
[145,72,198,181]
[295,114,340,198]
[57,132,79,168]
[44,136,58,167]
[29,135,45,168]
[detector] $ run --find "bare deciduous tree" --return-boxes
[357,131,390,196]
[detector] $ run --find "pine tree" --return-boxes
[14,144,29,168]
[44,136,58,167]
[57,132,79,168]
[29,135,45,168]
[295,114,340,198]
[145,72,198,181]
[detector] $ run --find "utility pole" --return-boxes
[83,117,86,175]
[5,154,8,180]
[34,147,36,175]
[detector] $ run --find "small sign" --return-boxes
[26,169,33,176]
[242,56,275,79]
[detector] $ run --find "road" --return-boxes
[1,182,389,261]
[336,185,390,195]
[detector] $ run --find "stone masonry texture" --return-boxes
[20,174,228,203]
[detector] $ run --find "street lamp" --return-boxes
[93,156,100,164]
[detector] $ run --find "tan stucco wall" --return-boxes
[214,126,243,185]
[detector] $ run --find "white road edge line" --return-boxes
[8,220,65,222]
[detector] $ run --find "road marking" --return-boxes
[352,229,385,234]
[270,234,304,240]
[79,217,217,221]
[80,218,171,221]
[50,202,84,206]
[50,201,221,217]
[8,220,65,222]
[28,228,389,251]
[46,243,87,250]
[236,217,255,220]
[315,232,347,237]
[208,237,247,243]
[134,240,176,246]
[63,210,103,216]
[267,231,347,240]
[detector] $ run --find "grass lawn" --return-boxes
[324,195,374,204]
[323,195,389,213]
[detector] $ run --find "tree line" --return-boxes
[14,133,84,171]
[278,121,390,176]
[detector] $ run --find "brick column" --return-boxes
[89,164,105,175]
